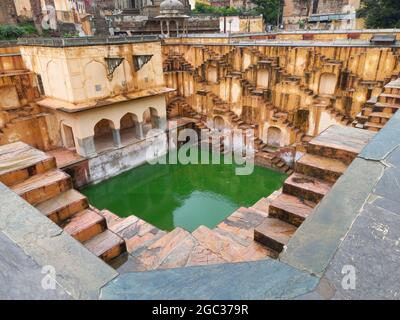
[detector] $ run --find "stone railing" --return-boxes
[17,35,160,47]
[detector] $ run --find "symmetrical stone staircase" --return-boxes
[354,77,400,131]
[113,197,278,273]
[254,125,376,255]
[0,142,127,263]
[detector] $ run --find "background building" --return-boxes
[283,0,364,30]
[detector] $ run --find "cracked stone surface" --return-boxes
[0,183,117,299]
[280,158,385,276]
[100,259,319,300]
[322,141,400,300]
[0,231,70,299]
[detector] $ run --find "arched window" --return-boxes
[142,107,159,136]
[319,73,337,95]
[120,113,140,144]
[213,116,225,131]
[267,126,282,147]
[94,119,115,152]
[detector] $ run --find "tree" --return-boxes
[357,0,400,29]
[250,0,283,26]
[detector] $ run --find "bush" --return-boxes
[192,3,240,15]
[0,25,25,40]
[0,23,37,40]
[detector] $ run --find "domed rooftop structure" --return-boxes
[159,0,185,16]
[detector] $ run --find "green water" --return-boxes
[81,149,286,232]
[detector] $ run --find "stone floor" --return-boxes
[46,148,84,168]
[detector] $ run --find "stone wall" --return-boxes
[64,131,168,186]
[0,0,18,24]
[283,0,362,30]
[20,40,164,104]
[163,39,400,148]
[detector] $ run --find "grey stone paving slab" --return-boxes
[0,231,70,299]
[370,195,400,216]
[281,158,384,277]
[359,111,400,161]
[100,259,319,300]
[324,203,400,299]
[373,167,400,204]
[0,183,118,300]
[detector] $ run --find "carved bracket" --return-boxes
[105,57,124,80]
[133,55,153,71]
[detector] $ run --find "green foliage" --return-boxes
[0,23,37,40]
[62,32,79,38]
[0,25,24,40]
[250,0,282,25]
[192,3,258,16]
[357,0,400,29]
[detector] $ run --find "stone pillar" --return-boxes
[77,136,97,158]
[166,20,170,38]
[112,129,122,147]
[158,116,168,131]
[176,20,179,36]
[137,122,144,139]
[160,20,164,35]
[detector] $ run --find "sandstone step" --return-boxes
[369,112,392,120]
[192,225,247,263]
[36,189,89,224]
[84,230,126,262]
[295,153,347,183]
[128,227,191,271]
[364,121,384,131]
[283,173,333,203]
[306,125,375,165]
[108,215,167,254]
[62,209,106,243]
[11,169,72,205]
[269,193,314,227]
[254,217,296,253]
[0,142,56,187]
[373,102,400,113]
[212,226,273,260]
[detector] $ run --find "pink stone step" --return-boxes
[84,230,126,262]
[269,193,314,227]
[62,209,106,243]
[254,217,296,253]
[36,189,89,224]
[283,173,332,203]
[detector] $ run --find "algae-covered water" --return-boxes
[81,148,286,232]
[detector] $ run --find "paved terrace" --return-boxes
[1,111,400,299]
[17,35,160,47]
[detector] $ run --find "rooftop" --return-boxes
[17,35,160,48]
[37,87,175,113]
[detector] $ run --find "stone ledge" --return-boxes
[0,231,70,300]
[282,111,400,286]
[280,158,384,276]
[100,259,319,300]
[0,183,118,299]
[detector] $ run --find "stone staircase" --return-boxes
[0,142,127,263]
[254,125,376,255]
[114,198,278,273]
[354,77,400,131]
